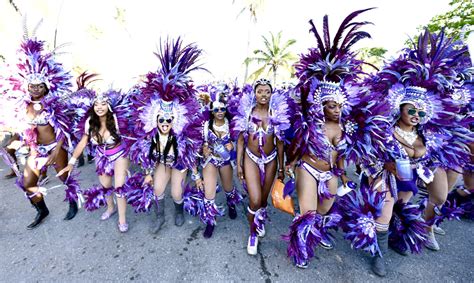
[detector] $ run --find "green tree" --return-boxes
[417,0,473,41]
[357,47,387,73]
[244,31,297,84]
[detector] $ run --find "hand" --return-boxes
[384,162,397,176]
[203,145,211,158]
[225,143,234,151]
[341,174,350,186]
[56,164,73,177]
[277,169,285,181]
[143,174,153,185]
[237,164,245,181]
[195,178,204,190]
[285,163,295,178]
[46,149,59,166]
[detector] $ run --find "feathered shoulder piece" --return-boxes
[229,82,291,143]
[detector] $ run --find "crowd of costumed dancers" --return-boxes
[0,9,472,276]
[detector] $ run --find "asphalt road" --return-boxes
[0,159,473,282]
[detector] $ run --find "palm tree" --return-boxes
[244,31,297,84]
[233,0,266,82]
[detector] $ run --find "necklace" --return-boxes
[213,120,228,133]
[395,126,417,146]
[31,100,43,111]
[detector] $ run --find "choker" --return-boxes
[31,100,43,111]
[395,126,417,146]
[213,120,229,133]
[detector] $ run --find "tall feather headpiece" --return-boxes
[6,19,72,99]
[296,8,374,106]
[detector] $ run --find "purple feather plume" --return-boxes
[63,171,80,202]
[124,172,155,213]
[389,200,429,254]
[183,184,205,217]
[200,199,224,225]
[225,186,244,206]
[338,184,385,256]
[83,185,113,211]
[282,211,323,266]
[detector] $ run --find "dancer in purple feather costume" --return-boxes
[284,8,378,269]
[0,21,79,229]
[230,78,290,256]
[58,78,132,233]
[358,29,473,277]
[128,38,204,234]
[197,83,243,238]
[379,29,473,252]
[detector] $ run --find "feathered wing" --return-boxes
[230,86,254,141]
[339,83,392,165]
[268,89,292,142]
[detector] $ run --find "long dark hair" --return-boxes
[208,101,231,136]
[87,107,121,144]
[149,131,178,164]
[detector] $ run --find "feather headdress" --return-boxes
[129,37,205,170]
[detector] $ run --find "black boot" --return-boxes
[150,198,165,234]
[203,223,215,238]
[78,154,85,167]
[228,204,237,219]
[64,200,78,220]
[27,199,50,229]
[372,230,389,277]
[174,202,185,227]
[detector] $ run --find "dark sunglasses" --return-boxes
[158,117,173,124]
[407,108,426,118]
[212,107,226,113]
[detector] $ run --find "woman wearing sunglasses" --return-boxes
[196,86,243,238]
[127,38,204,233]
[357,29,473,277]
[230,79,291,255]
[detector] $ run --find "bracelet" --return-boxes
[68,157,77,165]
[191,172,201,181]
[278,169,284,172]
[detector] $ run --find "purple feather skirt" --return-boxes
[389,200,429,254]
[282,211,323,266]
[94,143,127,176]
